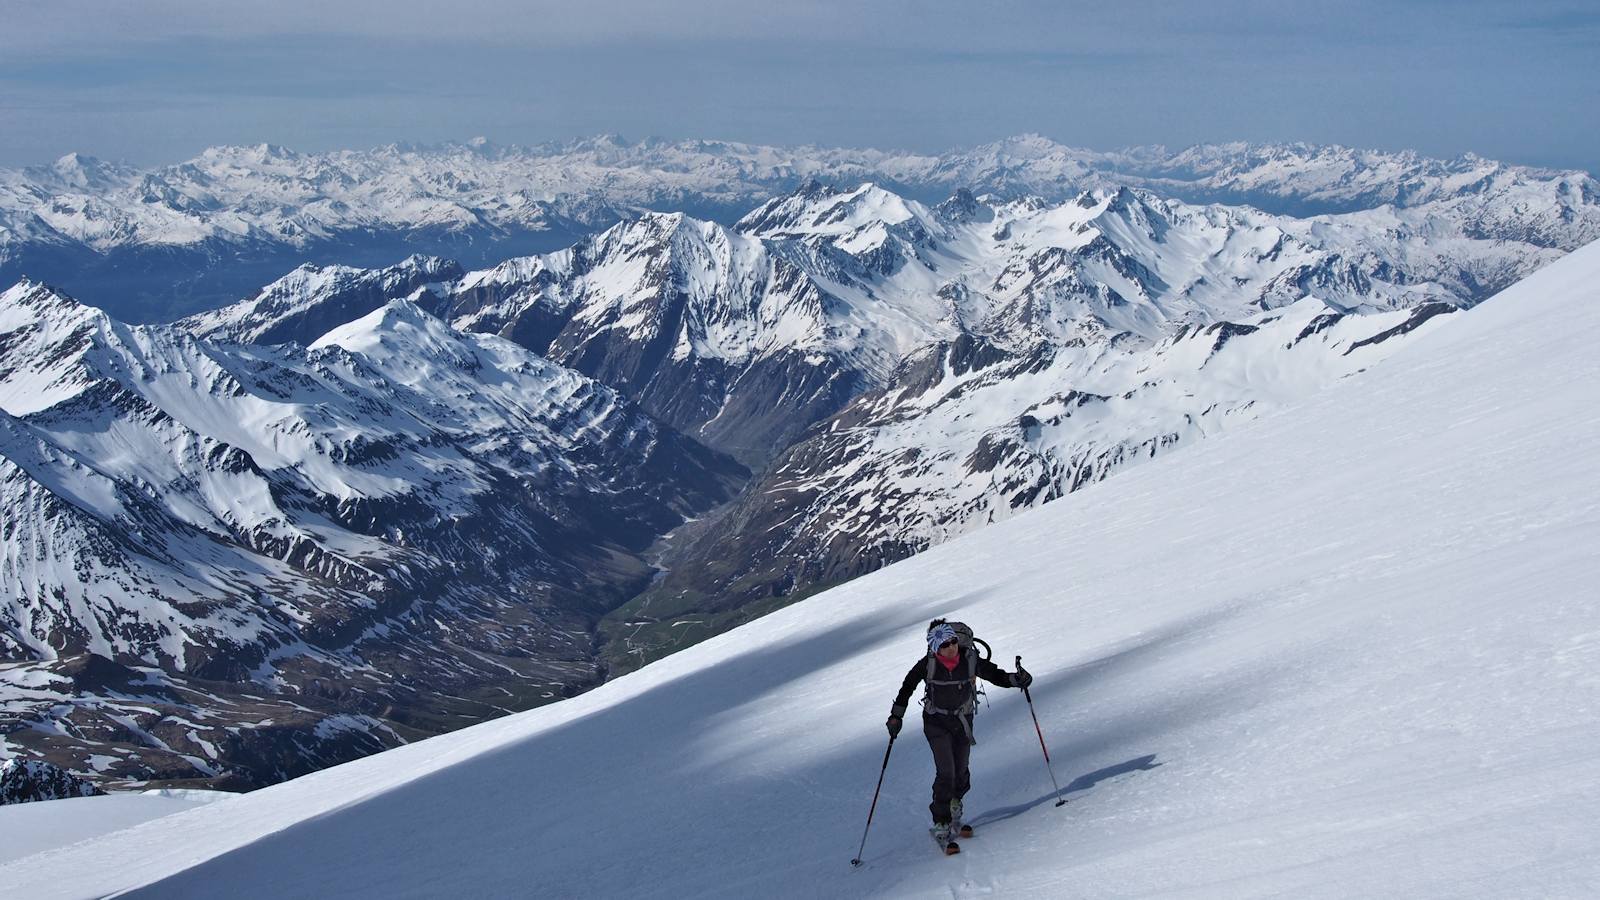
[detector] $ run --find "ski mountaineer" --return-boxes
[885,619,1032,855]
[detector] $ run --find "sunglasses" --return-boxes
[939,638,959,649]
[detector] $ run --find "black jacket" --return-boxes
[890,649,1014,718]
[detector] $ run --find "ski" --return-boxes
[930,827,961,855]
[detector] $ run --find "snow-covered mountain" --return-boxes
[4,145,1595,792]
[3,136,1593,321]
[6,238,1594,900]
[736,180,1519,342]
[407,180,1544,468]
[626,297,1458,649]
[446,212,864,464]
[179,255,463,346]
[165,178,1568,673]
[430,181,1543,664]
[0,280,742,787]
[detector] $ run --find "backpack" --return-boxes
[922,619,992,744]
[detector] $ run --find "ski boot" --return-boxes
[931,821,960,855]
[950,798,973,839]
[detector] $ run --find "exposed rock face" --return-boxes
[0,757,104,805]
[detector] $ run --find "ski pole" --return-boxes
[850,734,896,867]
[1018,655,1067,807]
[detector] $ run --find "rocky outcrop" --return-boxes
[0,758,105,805]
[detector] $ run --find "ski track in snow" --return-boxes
[2,244,1599,897]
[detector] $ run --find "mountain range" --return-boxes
[1,138,1596,789]
[5,224,1595,900]
[0,278,740,787]
[3,135,1593,322]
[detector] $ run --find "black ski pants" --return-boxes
[923,713,971,824]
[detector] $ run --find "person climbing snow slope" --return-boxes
[886,619,1032,855]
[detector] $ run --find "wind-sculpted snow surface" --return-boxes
[6,240,1596,899]
[0,281,742,787]
[2,135,1594,320]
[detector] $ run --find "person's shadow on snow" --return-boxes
[967,754,1161,828]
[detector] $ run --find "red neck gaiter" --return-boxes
[938,652,961,672]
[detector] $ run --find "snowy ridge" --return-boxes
[180,255,463,346]
[456,212,824,366]
[431,178,1554,468]
[6,239,1595,899]
[0,280,741,787]
[446,211,864,462]
[634,296,1459,622]
[742,180,1546,338]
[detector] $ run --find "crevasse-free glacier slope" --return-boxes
[8,241,1599,897]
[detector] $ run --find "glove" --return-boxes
[886,715,903,738]
[1012,668,1033,689]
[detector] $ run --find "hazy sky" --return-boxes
[2,0,1596,171]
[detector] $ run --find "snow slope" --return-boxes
[5,242,1598,897]
[0,790,228,865]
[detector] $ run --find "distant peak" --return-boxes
[934,187,990,224]
[0,279,109,329]
[42,152,130,189]
[1003,132,1059,147]
[797,178,834,198]
[371,297,435,325]
[54,151,100,169]
[394,254,462,277]
[978,133,1074,157]
[309,298,449,353]
[568,133,633,153]
[845,180,892,198]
